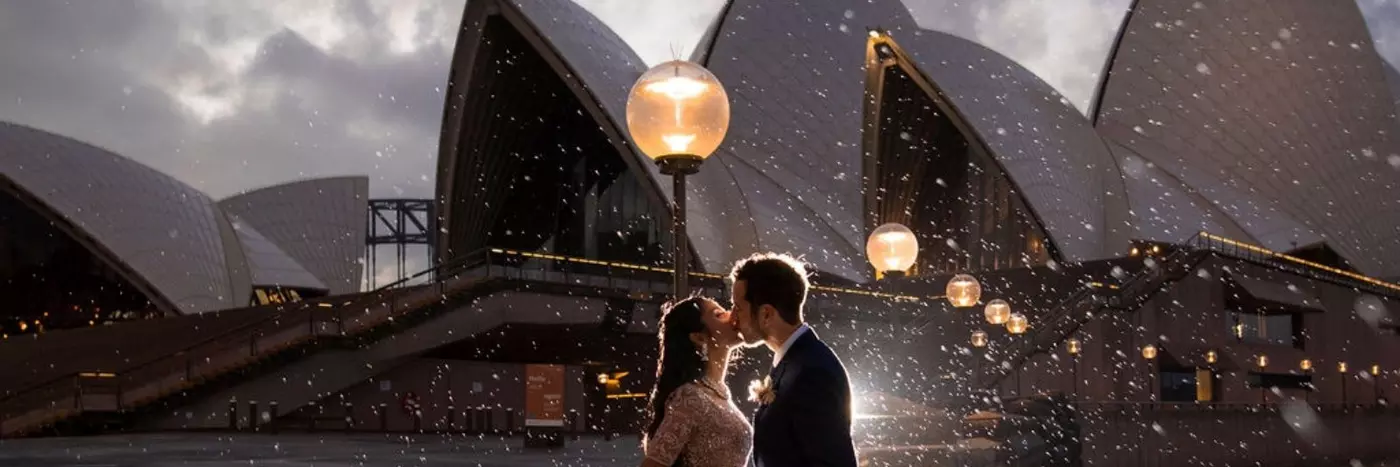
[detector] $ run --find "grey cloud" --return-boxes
[0,0,459,200]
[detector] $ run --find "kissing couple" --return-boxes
[639,253,859,467]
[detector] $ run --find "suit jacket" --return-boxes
[752,329,858,467]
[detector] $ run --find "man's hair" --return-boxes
[729,253,810,326]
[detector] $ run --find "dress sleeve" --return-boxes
[644,384,701,465]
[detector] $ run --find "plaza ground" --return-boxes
[0,433,642,467]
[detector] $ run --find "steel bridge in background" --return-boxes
[365,199,435,289]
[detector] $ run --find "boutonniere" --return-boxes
[748,376,775,405]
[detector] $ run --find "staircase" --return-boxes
[980,245,1209,391]
[0,250,502,438]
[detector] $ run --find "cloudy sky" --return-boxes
[2,0,1398,202]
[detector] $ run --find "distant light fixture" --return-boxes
[1006,313,1029,335]
[597,373,609,385]
[1257,355,1269,369]
[1300,359,1313,372]
[946,274,981,308]
[984,299,1011,325]
[868,29,882,38]
[1066,338,1082,357]
[1205,350,1218,365]
[866,223,918,277]
[1371,364,1381,377]
[1142,344,1158,360]
[970,330,988,348]
[1130,247,1140,256]
[1339,361,1349,374]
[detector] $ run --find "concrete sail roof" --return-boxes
[688,0,922,281]
[219,176,368,295]
[0,122,243,314]
[898,28,1133,263]
[228,216,328,292]
[1095,0,1400,276]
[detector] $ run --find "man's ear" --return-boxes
[759,304,778,327]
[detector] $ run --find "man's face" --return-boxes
[729,280,765,347]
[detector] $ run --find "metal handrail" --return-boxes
[0,248,498,435]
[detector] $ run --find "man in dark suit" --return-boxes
[728,253,858,467]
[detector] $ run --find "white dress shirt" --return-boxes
[772,324,811,368]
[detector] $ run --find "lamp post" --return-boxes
[1339,361,1349,404]
[1142,345,1158,402]
[1300,359,1313,403]
[626,60,730,299]
[1371,364,1382,404]
[970,330,988,389]
[1066,338,1082,400]
[1007,313,1028,394]
[1257,354,1269,403]
[866,223,918,279]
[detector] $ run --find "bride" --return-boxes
[640,297,752,467]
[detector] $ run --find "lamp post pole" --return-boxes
[659,157,701,299]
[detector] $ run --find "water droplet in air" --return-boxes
[844,9,855,19]
[1195,63,1211,75]
[1278,28,1292,40]
[995,128,1007,136]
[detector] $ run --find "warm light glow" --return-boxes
[1006,313,1029,335]
[946,274,981,308]
[970,330,988,348]
[626,60,730,161]
[1257,355,1269,369]
[1205,350,1218,365]
[984,299,1011,325]
[1130,247,1140,256]
[1371,364,1381,376]
[1142,345,1158,360]
[1066,338,1082,356]
[866,223,918,273]
[1339,362,1349,373]
[1300,359,1313,372]
[596,373,609,385]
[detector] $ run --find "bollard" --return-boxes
[249,400,259,431]
[485,408,495,434]
[228,397,239,430]
[447,405,455,432]
[379,403,389,431]
[568,411,579,441]
[344,401,354,433]
[268,401,279,433]
[307,401,318,432]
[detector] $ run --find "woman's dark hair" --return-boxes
[644,296,708,442]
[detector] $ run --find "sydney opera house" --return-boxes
[4,0,1400,465]
[0,121,367,336]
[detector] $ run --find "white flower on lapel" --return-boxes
[748,376,775,404]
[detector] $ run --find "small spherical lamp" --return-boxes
[626,60,730,175]
[1257,355,1269,369]
[984,299,1011,325]
[1300,359,1313,372]
[1006,313,1029,335]
[866,223,918,277]
[1339,362,1349,374]
[1141,344,1158,360]
[970,330,988,348]
[1066,338,1082,357]
[946,274,981,308]
[1205,350,1218,365]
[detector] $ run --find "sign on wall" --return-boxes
[524,364,565,427]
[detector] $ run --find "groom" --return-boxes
[728,253,858,467]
